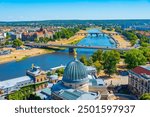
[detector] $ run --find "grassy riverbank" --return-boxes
[16,55,30,62]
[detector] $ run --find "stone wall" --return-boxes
[64,82,89,92]
[89,86,108,100]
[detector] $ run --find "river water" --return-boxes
[0,29,116,81]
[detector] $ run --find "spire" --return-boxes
[74,49,77,60]
[31,64,34,69]
[40,26,43,32]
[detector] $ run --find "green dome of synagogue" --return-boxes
[62,59,88,83]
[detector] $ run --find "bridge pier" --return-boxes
[69,47,75,53]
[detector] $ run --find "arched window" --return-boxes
[37,79,39,82]
[45,84,47,88]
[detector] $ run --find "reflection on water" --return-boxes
[0,29,116,81]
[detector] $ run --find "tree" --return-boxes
[91,49,103,62]
[140,47,150,62]
[140,93,150,100]
[5,40,10,45]
[122,31,138,46]
[140,42,150,47]
[80,55,87,65]
[53,27,80,40]
[102,50,120,76]
[93,61,102,73]
[47,72,52,76]
[34,38,39,43]
[125,49,147,69]
[27,94,41,100]
[56,68,64,76]
[136,33,150,46]
[7,85,35,100]
[115,27,122,33]
[6,32,10,39]
[13,39,23,47]
[87,57,93,66]
[102,26,106,30]
[107,28,113,31]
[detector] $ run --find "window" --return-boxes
[45,84,47,87]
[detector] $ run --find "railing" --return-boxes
[25,43,131,51]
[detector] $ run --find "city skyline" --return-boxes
[0,0,150,21]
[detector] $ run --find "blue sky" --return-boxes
[0,0,150,21]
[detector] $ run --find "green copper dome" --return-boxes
[62,59,88,83]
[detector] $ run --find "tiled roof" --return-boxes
[137,31,150,36]
[131,66,150,75]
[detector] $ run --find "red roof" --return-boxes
[131,66,150,75]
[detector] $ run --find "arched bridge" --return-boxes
[25,43,131,53]
[76,32,119,37]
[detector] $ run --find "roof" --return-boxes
[86,66,96,71]
[36,88,51,100]
[0,35,4,38]
[62,59,88,83]
[0,96,5,100]
[36,92,48,99]
[50,65,65,71]
[51,81,70,92]
[26,66,42,76]
[48,75,58,80]
[51,80,101,100]
[131,66,150,76]
[137,31,150,37]
[88,75,105,86]
[142,66,150,71]
[0,76,32,89]
[41,88,51,96]
[56,89,100,100]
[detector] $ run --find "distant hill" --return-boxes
[0,19,150,26]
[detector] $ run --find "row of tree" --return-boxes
[136,33,150,47]
[115,27,150,47]
[4,39,24,47]
[80,48,150,76]
[34,37,52,43]
[122,30,138,46]
[7,84,42,100]
[53,27,80,40]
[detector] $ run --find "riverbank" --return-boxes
[101,30,131,48]
[0,48,55,64]
[0,30,86,64]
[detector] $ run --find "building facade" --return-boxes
[26,65,48,91]
[21,27,53,42]
[0,65,48,98]
[128,65,150,97]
